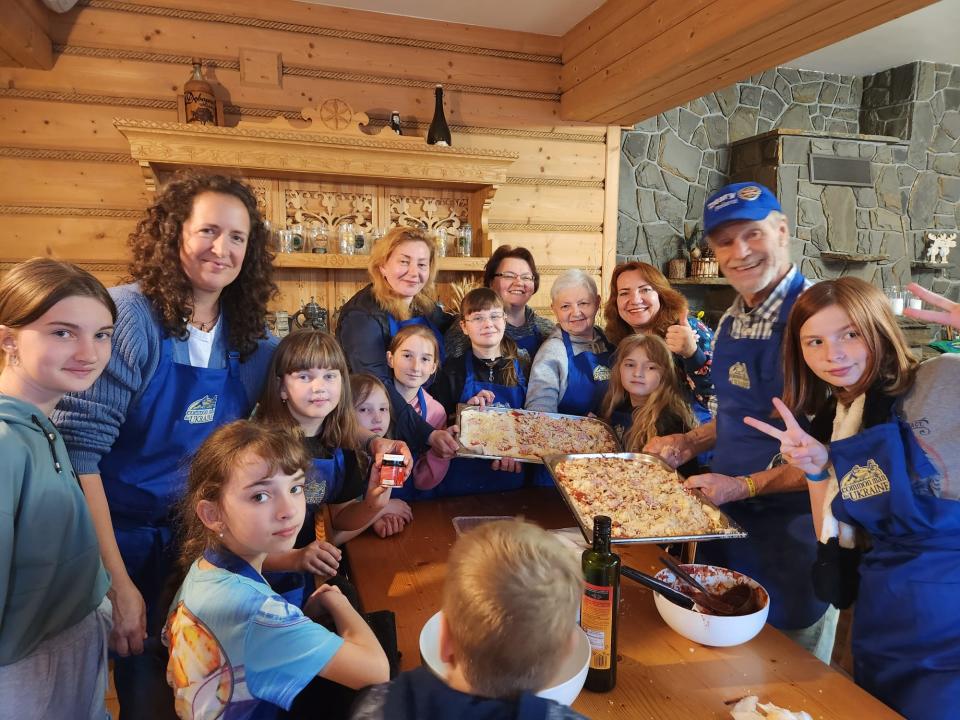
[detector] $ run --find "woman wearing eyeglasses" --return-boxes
[602,261,715,423]
[444,246,555,361]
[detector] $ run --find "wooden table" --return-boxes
[347,489,901,719]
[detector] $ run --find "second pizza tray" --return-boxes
[454,404,620,464]
[543,452,748,545]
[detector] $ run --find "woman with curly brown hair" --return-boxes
[53,171,279,719]
[602,261,715,422]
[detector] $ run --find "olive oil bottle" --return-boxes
[581,515,621,692]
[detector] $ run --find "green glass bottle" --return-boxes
[581,515,621,692]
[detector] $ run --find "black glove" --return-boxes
[811,537,861,609]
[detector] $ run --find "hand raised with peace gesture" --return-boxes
[743,397,829,477]
[904,282,960,330]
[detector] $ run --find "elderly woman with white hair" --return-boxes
[524,269,613,416]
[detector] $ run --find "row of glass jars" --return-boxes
[266,222,472,257]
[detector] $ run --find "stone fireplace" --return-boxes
[728,128,911,288]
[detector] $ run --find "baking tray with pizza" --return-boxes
[454,405,620,464]
[544,452,748,544]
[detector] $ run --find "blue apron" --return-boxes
[531,330,612,488]
[99,335,250,628]
[510,325,543,360]
[699,271,827,630]
[557,330,611,417]
[387,313,445,363]
[434,353,527,497]
[830,417,960,720]
[269,447,346,606]
[610,405,635,441]
[390,388,433,502]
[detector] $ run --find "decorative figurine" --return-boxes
[925,232,957,264]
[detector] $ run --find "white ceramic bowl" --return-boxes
[652,564,769,647]
[418,611,591,705]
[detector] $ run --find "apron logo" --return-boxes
[840,459,891,501]
[593,364,611,381]
[184,395,218,424]
[304,479,328,505]
[728,361,751,389]
[737,185,762,201]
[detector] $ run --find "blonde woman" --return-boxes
[336,227,459,458]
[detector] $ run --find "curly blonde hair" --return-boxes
[126,171,277,360]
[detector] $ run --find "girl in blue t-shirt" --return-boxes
[164,420,389,719]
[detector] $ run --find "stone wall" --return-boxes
[618,68,862,268]
[730,132,912,287]
[619,61,960,301]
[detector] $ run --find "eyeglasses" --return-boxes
[464,312,506,325]
[493,272,535,284]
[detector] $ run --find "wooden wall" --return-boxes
[0,0,618,321]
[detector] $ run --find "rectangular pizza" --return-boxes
[549,454,744,542]
[456,406,620,463]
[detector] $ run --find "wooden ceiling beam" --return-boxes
[603,0,933,125]
[561,0,938,125]
[0,0,53,70]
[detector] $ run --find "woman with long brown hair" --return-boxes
[54,171,279,719]
[335,227,459,458]
[744,279,960,719]
[602,261,714,421]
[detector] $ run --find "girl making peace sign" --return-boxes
[744,278,960,720]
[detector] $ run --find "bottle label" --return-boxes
[581,582,613,670]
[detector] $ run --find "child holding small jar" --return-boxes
[254,331,409,578]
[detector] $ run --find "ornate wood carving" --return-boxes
[286,189,375,231]
[116,113,517,250]
[389,194,468,232]
[115,118,517,185]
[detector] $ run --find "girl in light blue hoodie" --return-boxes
[0,258,117,720]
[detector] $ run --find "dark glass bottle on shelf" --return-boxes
[581,515,620,693]
[389,111,403,136]
[427,84,452,147]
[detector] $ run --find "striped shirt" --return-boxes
[716,266,813,341]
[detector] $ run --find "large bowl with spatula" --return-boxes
[653,564,769,647]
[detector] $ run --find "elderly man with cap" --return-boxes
[646,182,836,661]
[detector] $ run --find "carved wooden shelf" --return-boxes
[273,254,489,272]
[271,253,599,275]
[670,277,731,285]
[114,102,519,256]
[819,251,889,263]
[911,261,954,270]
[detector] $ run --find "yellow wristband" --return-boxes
[742,474,757,498]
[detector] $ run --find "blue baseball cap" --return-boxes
[702,182,781,236]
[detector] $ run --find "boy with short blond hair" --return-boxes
[351,520,588,720]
